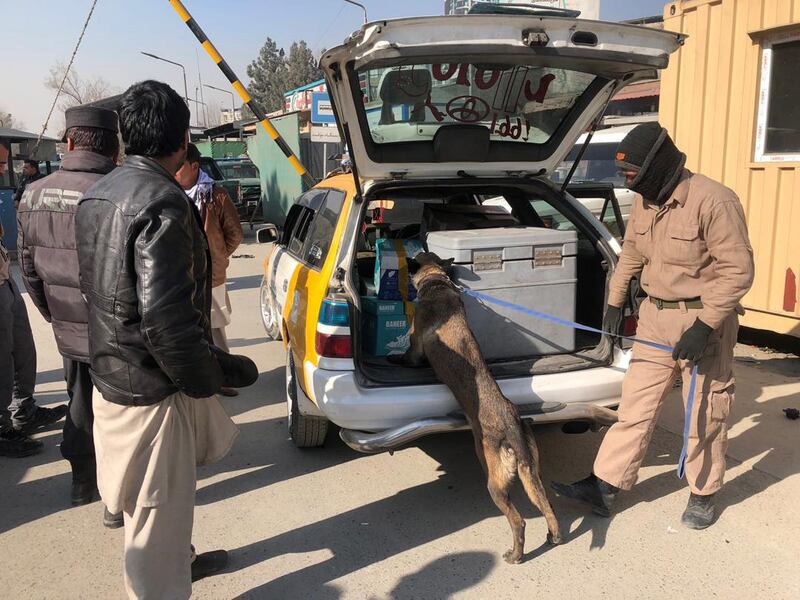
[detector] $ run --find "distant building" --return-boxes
[283,79,327,113]
[220,107,243,125]
[444,0,599,19]
[603,15,665,126]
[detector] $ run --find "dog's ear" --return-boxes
[413,251,440,268]
[438,257,455,270]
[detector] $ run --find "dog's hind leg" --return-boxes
[483,443,526,564]
[518,423,562,545]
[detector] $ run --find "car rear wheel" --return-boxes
[259,277,282,340]
[286,346,328,448]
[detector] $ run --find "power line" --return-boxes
[34,0,100,155]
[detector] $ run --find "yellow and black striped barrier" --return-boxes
[167,0,317,189]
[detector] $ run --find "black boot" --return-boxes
[191,550,229,582]
[15,404,68,434]
[103,507,124,529]
[551,474,619,517]
[0,428,43,458]
[71,480,99,506]
[71,461,98,506]
[681,493,716,530]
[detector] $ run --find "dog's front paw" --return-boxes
[503,549,523,564]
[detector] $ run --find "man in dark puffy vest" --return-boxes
[17,106,122,525]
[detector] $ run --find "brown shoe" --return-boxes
[219,387,239,397]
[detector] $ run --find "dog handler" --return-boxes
[552,123,754,529]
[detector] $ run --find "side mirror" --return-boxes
[256,224,279,244]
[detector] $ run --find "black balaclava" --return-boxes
[615,122,686,205]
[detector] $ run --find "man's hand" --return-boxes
[672,319,713,362]
[210,346,259,388]
[604,305,623,335]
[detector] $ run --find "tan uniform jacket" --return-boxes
[608,170,754,329]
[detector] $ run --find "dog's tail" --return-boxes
[513,420,562,544]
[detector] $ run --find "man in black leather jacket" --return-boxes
[75,80,257,600]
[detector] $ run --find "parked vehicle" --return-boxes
[256,11,682,450]
[553,125,638,236]
[217,157,262,217]
[199,156,244,217]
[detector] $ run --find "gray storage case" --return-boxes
[425,227,578,360]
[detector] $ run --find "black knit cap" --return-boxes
[615,122,686,205]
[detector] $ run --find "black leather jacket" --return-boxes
[75,156,223,405]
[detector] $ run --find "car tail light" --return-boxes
[622,315,638,337]
[315,297,352,358]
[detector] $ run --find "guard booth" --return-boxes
[0,128,59,257]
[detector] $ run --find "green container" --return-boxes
[361,296,411,356]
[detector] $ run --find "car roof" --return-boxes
[576,124,639,146]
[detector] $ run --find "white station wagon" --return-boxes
[257,7,683,451]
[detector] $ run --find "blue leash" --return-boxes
[459,287,697,479]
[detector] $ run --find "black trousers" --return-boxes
[0,280,37,432]
[61,358,95,477]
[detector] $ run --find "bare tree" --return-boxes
[0,108,23,129]
[45,61,114,111]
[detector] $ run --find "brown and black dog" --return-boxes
[400,252,562,563]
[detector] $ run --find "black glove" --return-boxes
[210,346,259,388]
[604,305,623,335]
[672,319,713,362]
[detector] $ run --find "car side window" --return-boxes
[301,190,346,269]
[287,208,315,257]
[281,204,304,247]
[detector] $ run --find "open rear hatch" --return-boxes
[320,14,684,185]
[317,14,682,385]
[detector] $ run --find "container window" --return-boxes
[755,35,800,162]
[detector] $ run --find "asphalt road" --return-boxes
[1,234,798,600]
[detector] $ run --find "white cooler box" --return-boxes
[425,227,578,360]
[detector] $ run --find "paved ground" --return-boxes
[1,233,799,600]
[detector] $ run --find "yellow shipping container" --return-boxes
[660,0,800,337]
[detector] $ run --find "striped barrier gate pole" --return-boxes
[167,0,317,189]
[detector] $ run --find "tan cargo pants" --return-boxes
[594,298,738,495]
[93,389,238,600]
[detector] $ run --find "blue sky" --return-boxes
[2,0,669,135]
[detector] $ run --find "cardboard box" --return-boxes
[374,238,423,301]
[361,296,411,356]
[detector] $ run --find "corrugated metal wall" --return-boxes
[660,0,800,336]
[247,112,303,226]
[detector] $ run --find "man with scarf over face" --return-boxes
[552,122,754,529]
[175,144,244,397]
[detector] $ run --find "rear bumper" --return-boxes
[304,348,629,437]
[339,402,619,454]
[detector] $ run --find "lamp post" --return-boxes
[141,51,189,108]
[204,84,236,123]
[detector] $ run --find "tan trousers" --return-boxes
[594,298,738,495]
[93,389,238,600]
[210,284,231,353]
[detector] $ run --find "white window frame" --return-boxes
[754,31,800,162]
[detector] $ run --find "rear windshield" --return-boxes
[357,62,597,146]
[552,142,626,187]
